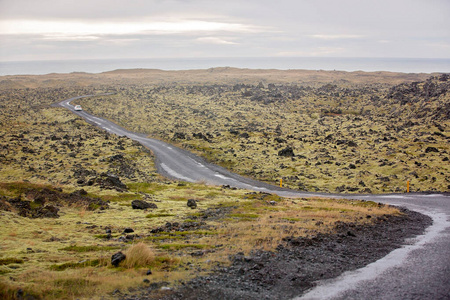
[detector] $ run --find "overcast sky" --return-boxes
[0,0,449,62]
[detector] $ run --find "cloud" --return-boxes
[196,37,237,45]
[1,0,449,62]
[277,47,345,57]
[0,19,259,37]
[42,35,100,42]
[309,34,364,40]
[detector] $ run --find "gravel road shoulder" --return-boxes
[121,207,431,300]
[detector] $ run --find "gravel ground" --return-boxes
[120,208,432,300]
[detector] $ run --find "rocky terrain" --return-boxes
[77,72,450,193]
[125,208,431,300]
[0,87,160,189]
[0,185,108,218]
[0,69,445,299]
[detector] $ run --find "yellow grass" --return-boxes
[123,242,155,269]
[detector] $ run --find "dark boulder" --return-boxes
[34,195,46,205]
[278,147,295,157]
[347,140,358,147]
[123,228,134,233]
[335,185,346,193]
[72,189,88,196]
[111,252,126,267]
[425,146,439,153]
[378,176,390,182]
[193,132,210,142]
[187,199,197,209]
[93,173,128,191]
[36,205,60,218]
[109,154,124,162]
[173,132,186,140]
[131,200,158,210]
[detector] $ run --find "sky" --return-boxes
[0,0,449,62]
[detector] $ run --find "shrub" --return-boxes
[123,242,155,269]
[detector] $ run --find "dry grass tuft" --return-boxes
[123,242,155,269]
[0,281,16,300]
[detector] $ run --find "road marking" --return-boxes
[214,174,229,180]
[160,163,195,183]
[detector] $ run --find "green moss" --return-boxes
[93,234,120,239]
[0,268,11,275]
[60,245,120,252]
[53,278,98,295]
[0,258,24,265]
[148,230,217,238]
[100,193,141,203]
[191,230,218,235]
[50,259,101,271]
[0,181,54,198]
[128,182,168,194]
[146,235,183,241]
[186,212,204,217]
[301,206,314,210]
[229,213,259,219]
[146,213,175,218]
[157,243,210,250]
[150,256,180,270]
[205,191,221,198]
[281,217,301,222]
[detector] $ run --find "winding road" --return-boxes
[59,95,450,299]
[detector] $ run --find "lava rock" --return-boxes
[425,146,439,153]
[192,132,210,142]
[123,227,134,233]
[109,154,124,162]
[278,147,295,157]
[347,140,358,147]
[131,200,158,210]
[111,251,126,267]
[187,199,197,209]
[92,173,128,192]
[37,205,60,218]
[173,132,186,139]
[335,185,346,193]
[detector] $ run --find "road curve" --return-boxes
[58,95,450,299]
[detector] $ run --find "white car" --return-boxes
[74,105,82,111]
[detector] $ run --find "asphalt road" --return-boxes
[59,96,450,300]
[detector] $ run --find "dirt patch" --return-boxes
[121,208,431,300]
